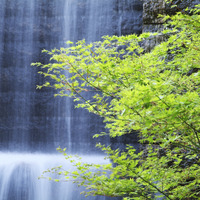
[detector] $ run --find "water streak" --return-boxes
[0,0,142,199]
[0,153,113,200]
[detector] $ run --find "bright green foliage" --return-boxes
[33,4,200,200]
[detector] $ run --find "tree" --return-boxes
[33,4,200,200]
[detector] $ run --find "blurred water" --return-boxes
[0,0,142,199]
[0,153,114,200]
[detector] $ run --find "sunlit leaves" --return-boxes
[34,4,200,200]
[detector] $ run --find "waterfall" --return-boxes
[0,0,142,199]
[0,153,112,200]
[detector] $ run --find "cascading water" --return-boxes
[0,0,142,199]
[0,153,113,200]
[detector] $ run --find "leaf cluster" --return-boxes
[33,4,200,200]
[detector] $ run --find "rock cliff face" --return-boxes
[143,0,165,33]
[142,0,199,51]
[143,0,199,33]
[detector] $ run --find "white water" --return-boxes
[0,153,111,200]
[0,0,142,199]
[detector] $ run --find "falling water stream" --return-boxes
[0,0,142,199]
